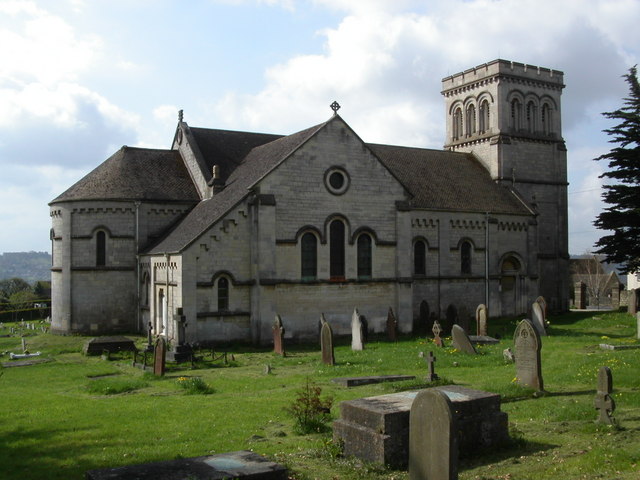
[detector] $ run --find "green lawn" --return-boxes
[0,311,639,480]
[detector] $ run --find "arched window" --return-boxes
[414,240,426,275]
[330,220,345,279]
[301,232,317,280]
[510,99,521,130]
[479,100,490,133]
[96,230,106,266]
[142,273,150,306]
[50,229,55,265]
[461,241,472,274]
[453,107,463,140]
[357,234,372,279]
[541,104,551,134]
[466,104,476,136]
[526,101,536,133]
[217,277,229,311]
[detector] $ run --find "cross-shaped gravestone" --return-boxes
[146,322,154,351]
[594,366,616,425]
[426,351,439,382]
[432,320,444,347]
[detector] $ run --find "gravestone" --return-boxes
[574,281,587,309]
[513,320,543,391]
[629,288,639,316]
[85,450,288,480]
[425,351,438,381]
[531,302,546,336]
[318,313,327,345]
[145,322,154,352]
[272,314,285,356]
[351,308,364,351]
[535,296,547,321]
[321,322,335,366]
[432,320,444,347]
[386,307,398,341]
[332,375,415,387]
[153,337,167,376]
[451,324,477,354]
[594,366,616,425]
[503,348,515,363]
[167,308,193,363]
[409,389,458,480]
[476,304,488,336]
[333,385,508,469]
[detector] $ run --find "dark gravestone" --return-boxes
[535,296,547,321]
[629,288,639,316]
[321,322,335,366]
[351,308,364,351]
[432,320,444,347]
[476,304,488,336]
[85,450,288,480]
[425,351,438,382]
[451,324,477,354]
[514,320,543,391]
[272,314,285,356]
[409,389,458,480]
[594,366,616,425]
[318,313,327,345]
[83,336,137,356]
[531,302,546,336]
[386,307,398,341]
[445,304,457,335]
[167,308,193,363]
[333,385,508,469]
[575,281,587,309]
[153,337,167,376]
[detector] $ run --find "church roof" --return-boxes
[50,147,199,204]
[146,121,328,254]
[369,144,532,215]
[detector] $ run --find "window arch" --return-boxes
[460,241,472,274]
[541,103,551,134]
[96,230,106,266]
[510,99,522,130]
[357,234,372,279]
[414,240,426,275]
[466,104,476,136]
[217,277,229,311]
[301,232,317,280]
[329,219,345,279]
[479,99,490,133]
[526,101,537,133]
[452,107,463,140]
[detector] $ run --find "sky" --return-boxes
[1,0,638,255]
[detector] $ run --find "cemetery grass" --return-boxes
[0,311,638,480]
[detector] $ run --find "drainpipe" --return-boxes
[485,212,490,309]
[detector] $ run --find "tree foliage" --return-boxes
[594,66,640,274]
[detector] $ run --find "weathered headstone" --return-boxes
[321,321,335,365]
[451,324,477,354]
[476,304,488,336]
[594,366,616,425]
[153,337,167,376]
[531,302,546,336]
[503,347,515,363]
[432,320,444,347]
[513,319,543,391]
[425,351,438,382]
[629,288,639,316]
[409,389,458,480]
[21,337,27,353]
[166,308,193,363]
[273,314,285,356]
[319,313,327,345]
[351,308,364,351]
[386,307,398,341]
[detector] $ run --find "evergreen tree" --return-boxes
[593,66,640,274]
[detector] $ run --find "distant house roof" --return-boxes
[50,147,199,204]
[369,144,532,215]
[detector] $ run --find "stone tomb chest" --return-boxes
[333,385,508,469]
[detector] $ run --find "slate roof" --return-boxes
[50,147,199,204]
[369,144,532,215]
[146,121,328,254]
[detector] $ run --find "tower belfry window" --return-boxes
[453,107,463,140]
[479,100,490,133]
[510,99,522,131]
[466,104,476,136]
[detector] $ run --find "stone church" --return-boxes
[49,59,569,344]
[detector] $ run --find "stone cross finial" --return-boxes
[178,109,184,122]
[330,101,341,115]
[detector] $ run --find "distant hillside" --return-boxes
[0,251,51,283]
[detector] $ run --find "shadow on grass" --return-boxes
[459,438,559,471]
[0,426,116,480]
[547,327,630,339]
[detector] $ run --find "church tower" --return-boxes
[441,59,569,312]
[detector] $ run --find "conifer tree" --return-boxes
[593,66,640,274]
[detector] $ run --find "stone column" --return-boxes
[574,281,586,310]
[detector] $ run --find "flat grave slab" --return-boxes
[2,358,51,368]
[333,385,508,469]
[469,335,499,345]
[332,375,416,387]
[83,336,137,356]
[85,450,287,480]
[599,343,640,351]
